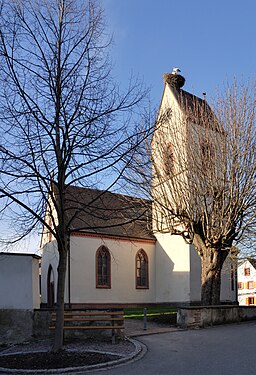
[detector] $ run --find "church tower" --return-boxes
[152,69,232,304]
[151,68,233,303]
[151,69,201,303]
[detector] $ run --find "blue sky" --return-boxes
[105,0,256,106]
[8,0,256,254]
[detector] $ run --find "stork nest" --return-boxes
[163,73,185,88]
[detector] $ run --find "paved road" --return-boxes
[91,321,256,375]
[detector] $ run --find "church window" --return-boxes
[200,140,214,169]
[48,217,53,242]
[164,108,172,119]
[164,143,174,175]
[136,249,149,289]
[96,246,111,288]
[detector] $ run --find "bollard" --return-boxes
[143,307,147,330]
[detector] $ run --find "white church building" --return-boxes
[40,71,237,308]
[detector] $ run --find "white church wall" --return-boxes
[41,235,156,305]
[220,257,237,303]
[155,233,192,303]
[69,234,156,304]
[0,253,40,309]
[152,85,189,234]
[40,241,59,304]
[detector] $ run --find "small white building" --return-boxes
[0,252,40,309]
[237,258,256,306]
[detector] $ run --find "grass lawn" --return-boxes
[124,307,177,325]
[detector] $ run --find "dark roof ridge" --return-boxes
[65,184,151,204]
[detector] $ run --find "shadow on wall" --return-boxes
[155,242,193,303]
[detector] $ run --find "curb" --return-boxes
[0,337,147,374]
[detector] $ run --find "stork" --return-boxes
[172,67,181,75]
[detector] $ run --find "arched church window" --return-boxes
[136,249,149,289]
[96,246,111,288]
[163,143,174,175]
[47,265,55,307]
[200,140,214,169]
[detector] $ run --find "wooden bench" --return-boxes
[50,309,124,343]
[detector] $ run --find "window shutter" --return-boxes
[253,282,256,288]
[241,282,244,289]
[245,297,249,305]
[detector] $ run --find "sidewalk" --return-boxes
[124,318,179,337]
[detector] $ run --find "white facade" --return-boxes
[41,234,156,305]
[0,253,40,309]
[41,231,236,306]
[42,233,199,305]
[237,259,256,306]
[155,232,201,303]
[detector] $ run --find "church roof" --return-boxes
[65,185,155,241]
[171,87,221,131]
[163,72,221,132]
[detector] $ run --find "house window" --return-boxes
[247,281,254,289]
[237,282,243,289]
[163,143,174,176]
[248,297,255,305]
[136,249,149,289]
[244,268,250,276]
[96,246,111,288]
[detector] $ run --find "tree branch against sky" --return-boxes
[127,79,256,305]
[0,0,148,351]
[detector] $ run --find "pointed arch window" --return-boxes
[47,265,54,307]
[96,246,111,288]
[163,143,174,176]
[136,249,149,289]
[200,139,214,169]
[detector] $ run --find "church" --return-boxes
[40,71,237,307]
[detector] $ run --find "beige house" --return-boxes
[40,71,237,307]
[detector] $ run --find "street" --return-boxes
[90,321,256,375]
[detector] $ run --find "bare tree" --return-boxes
[128,75,256,305]
[0,0,148,351]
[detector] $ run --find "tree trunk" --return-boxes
[52,240,68,352]
[200,248,228,305]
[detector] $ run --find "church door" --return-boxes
[47,265,55,307]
